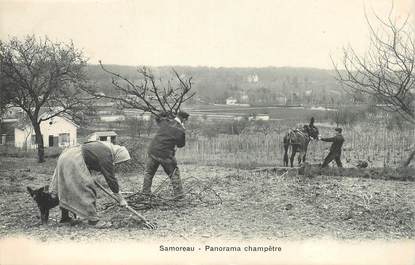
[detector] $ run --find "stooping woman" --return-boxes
[50,140,130,228]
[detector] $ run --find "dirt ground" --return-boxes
[0,156,414,243]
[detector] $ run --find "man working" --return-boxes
[142,111,190,199]
[320,127,344,168]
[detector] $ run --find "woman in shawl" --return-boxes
[50,141,130,227]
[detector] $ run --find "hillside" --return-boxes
[86,64,344,104]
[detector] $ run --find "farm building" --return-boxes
[1,113,79,149]
[87,131,117,144]
[226,97,238,105]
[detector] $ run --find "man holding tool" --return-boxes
[142,111,190,199]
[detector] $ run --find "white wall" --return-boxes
[14,127,34,148]
[40,117,77,147]
[14,116,77,149]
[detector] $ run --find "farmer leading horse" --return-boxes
[283,117,319,167]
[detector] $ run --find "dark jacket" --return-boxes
[148,118,186,159]
[321,133,344,154]
[82,141,119,193]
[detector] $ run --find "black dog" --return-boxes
[27,185,76,224]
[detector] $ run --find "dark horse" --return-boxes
[283,117,319,167]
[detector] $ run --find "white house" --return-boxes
[87,131,117,144]
[226,97,238,105]
[14,114,79,149]
[247,74,259,83]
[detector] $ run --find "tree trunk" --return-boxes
[33,122,45,163]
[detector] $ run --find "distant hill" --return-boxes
[86,64,344,104]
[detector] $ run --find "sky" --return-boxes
[0,0,414,69]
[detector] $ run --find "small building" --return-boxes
[87,131,117,144]
[13,114,78,149]
[248,114,270,121]
[247,74,259,83]
[226,97,238,105]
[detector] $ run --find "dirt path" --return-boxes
[0,157,414,242]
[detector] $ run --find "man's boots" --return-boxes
[170,168,184,199]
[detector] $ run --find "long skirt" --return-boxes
[50,146,99,221]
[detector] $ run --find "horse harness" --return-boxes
[287,128,310,145]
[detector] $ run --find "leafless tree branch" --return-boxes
[96,61,194,118]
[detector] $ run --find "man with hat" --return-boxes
[320,127,345,168]
[142,111,190,199]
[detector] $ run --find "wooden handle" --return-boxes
[94,180,150,224]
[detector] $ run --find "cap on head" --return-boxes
[335,127,342,133]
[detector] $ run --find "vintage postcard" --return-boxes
[0,0,414,264]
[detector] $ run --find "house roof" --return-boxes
[4,115,79,131]
[39,112,80,128]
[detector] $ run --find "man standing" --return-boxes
[142,111,190,199]
[320,127,344,168]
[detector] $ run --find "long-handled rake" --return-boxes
[94,180,157,229]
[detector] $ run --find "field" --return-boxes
[0,113,414,265]
[0,130,414,242]
[180,123,413,168]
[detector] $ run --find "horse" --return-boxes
[283,118,319,167]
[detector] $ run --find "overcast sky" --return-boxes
[0,0,413,69]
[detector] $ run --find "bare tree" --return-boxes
[332,6,415,166]
[97,61,195,118]
[0,35,95,162]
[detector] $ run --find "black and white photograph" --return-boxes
[0,0,414,264]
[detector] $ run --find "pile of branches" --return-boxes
[101,176,222,212]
